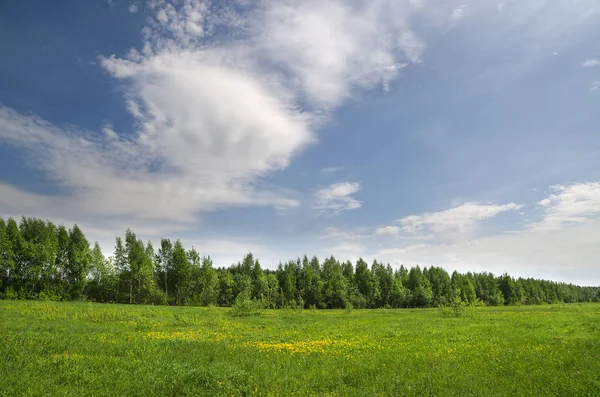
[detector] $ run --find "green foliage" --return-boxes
[87,242,118,303]
[441,296,475,318]
[65,225,92,299]
[230,293,264,317]
[320,256,348,308]
[1,215,599,310]
[1,287,18,300]
[37,289,63,301]
[171,240,191,305]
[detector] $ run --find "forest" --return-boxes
[1,216,598,308]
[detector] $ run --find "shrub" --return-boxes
[230,294,264,317]
[441,296,474,318]
[37,290,62,302]
[343,300,354,313]
[1,288,18,300]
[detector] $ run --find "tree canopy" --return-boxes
[1,216,598,307]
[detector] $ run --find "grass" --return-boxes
[1,301,599,396]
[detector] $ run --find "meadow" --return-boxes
[1,301,599,396]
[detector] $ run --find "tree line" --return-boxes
[1,216,598,308]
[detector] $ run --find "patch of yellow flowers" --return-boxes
[241,338,358,355]
[142,326,375,357]
[144,330,228,342]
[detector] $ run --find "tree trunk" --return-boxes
[164,270,168,302]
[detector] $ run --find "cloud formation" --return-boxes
[321,166,347,175]
[0,0,452,239]
[314,182,362,212]
[4,0,597,284]
[0,106,301,228]
[321,183,600,285]
[530,183,600,232]
[451,5,467,21]
[582,59,600,67]
[374,226,400,236]
[400,202,522,237]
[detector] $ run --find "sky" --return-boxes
[0,0,599,285]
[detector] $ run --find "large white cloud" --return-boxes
[0,0,447,241]
[4,0,597,281]
[0,105,302,226]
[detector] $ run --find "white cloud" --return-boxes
[374,219,600,285]
[2,0,457,238]
[255,0,429,109]
[369,183,600,285]
[0,104,302,224]
[397,31,426,64]
[102,124,119,139]
[301,182,600,285]
[374,226,399,236]
[321,227,366,241]
[399,202,523,236]
[528,183,600,231]
[1,0,480,250]
[321,166,346,174]
[582,59,600,67]
[590,82,600,92]
[451,5,467,21]
[314,182,362,212]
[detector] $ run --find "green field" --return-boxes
[1,301,599,396]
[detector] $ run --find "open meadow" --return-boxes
[1,301,599,396]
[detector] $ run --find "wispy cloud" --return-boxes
[529,183,600,232]
[320,166,347,174]
[399,202,522,237]
[308,181,600,285]
[128,3,139,13]
[368,184,600,284]
[590,82,600,92]
[397,31,426,64]
[314,182,362,212]
[373,218,600,285]
[451,5,467,21]
[321,227,366,241]
[374,226,400,236]
[582,59,600,68]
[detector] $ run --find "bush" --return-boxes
[230,294,264,317]
[347,291,367,309]
[343,300,354,313]
[441,296,474,318]
[1,288,18,300]
[38,290,62,302]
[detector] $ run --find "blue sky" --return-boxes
[1,0,600,285]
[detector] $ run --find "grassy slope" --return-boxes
[1,301,599,396]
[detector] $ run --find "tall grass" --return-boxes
[1,301,599,396]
